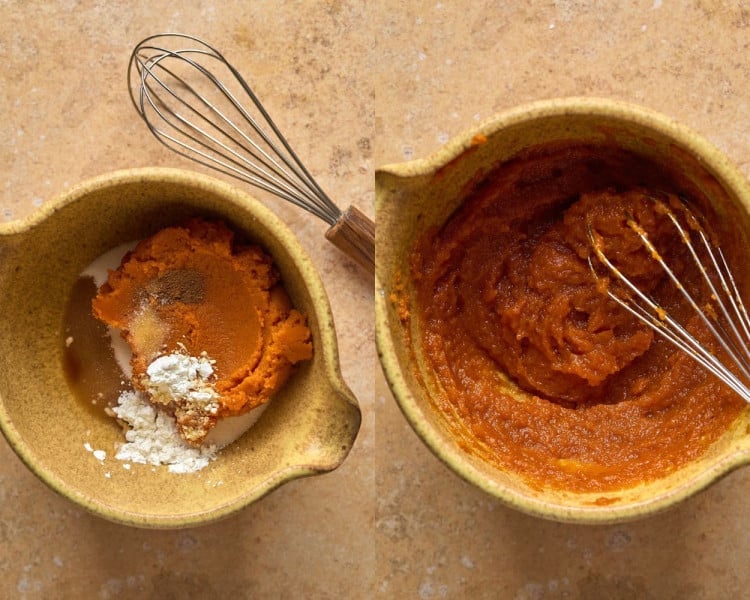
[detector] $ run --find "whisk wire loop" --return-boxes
[128,33,341,225]
[588,196,750,403]
[698,234,750,365]
[139,53,323,214]
[588,240,750,401]
[631,207,750,380]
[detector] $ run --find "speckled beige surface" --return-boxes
[2,1,750,598]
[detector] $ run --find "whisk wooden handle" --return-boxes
[324,205,375,274]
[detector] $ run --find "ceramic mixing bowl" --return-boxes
[0,167,360,528]
[376,97,750,523]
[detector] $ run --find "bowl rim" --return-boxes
[375,96,750,524]
[0,166,360,528]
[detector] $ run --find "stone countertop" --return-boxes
[1,1,749,598]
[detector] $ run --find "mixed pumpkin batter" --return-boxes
[409,143,747,492]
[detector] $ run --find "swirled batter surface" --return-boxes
[410,143,746,492]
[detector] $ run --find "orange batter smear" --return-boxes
[92,218,312,445]
[410,143,747,493]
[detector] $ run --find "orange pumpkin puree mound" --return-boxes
[92,218,312,444]
[409,142,747,493]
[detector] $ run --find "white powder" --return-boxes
[144,352,220,413]
[111,390,217,473]
[106,350,261,473]
[80,244,261,474]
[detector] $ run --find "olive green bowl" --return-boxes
[375,97,750,524]
[0,167,360,528]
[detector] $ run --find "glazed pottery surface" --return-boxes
[375,97,750,523]
[0,167,360,528]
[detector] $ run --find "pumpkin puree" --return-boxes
[409,143,747,492]
[92,218,312,444]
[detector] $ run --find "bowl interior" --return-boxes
[0,168,360,528]
[376,99,750,522]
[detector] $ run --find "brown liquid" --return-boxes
[62,276,125,423]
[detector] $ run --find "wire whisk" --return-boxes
[588,193,750,402]
[128,33,374,272]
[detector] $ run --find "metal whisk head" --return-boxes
[127,33,374,272]
[127,33,340,224]
[588,194,750,402]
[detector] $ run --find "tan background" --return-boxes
[1,1,749,598]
